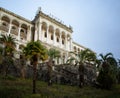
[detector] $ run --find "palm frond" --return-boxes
[66,57,77,64]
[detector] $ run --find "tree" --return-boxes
[67,48,96,87]
[47,48,60,85]
[0,34,16,56]
[47,48,60,60]
[0,46,3,55]
[0,46,3,64]
[19,55,26,79]
[117,59,120,83]
[0,34,16,76]
[23,41,48,94]
[97,53,118,89]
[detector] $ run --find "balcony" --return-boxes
[20,33,26,40]
[0,25,9,32]
[10,29,18,35]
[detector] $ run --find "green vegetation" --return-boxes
[0,77,120,98]
[23,41,48,93]
[0,35,120,98]
[97,53,118,89]
[0,34,16,56]
[67,48,97,87]
[47,48,60,86]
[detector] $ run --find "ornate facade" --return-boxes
[0,7,86,64]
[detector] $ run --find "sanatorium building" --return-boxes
[0,7,87,64]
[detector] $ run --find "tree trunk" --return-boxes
[20,55,26,79]
[78,63,84,88]
[47,59,53,86]
[32,55,38,94]
[33,61,37,94]
[21,68,25,79]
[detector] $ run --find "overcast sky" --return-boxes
[1,0,120,59]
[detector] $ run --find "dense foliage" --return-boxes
[97,53,118,89]
[23,41,48,93]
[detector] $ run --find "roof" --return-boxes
[72,41,87,49]
[0,7,32,24]
[33,10,73,33]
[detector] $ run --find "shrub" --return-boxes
[97,70,114,89]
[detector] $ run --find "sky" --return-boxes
[1,0,120,59]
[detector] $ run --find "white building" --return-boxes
[0,7,87,64]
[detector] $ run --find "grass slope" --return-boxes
[0,76,120,98]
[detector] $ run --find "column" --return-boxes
[59,56,62,64]
[34,24,37,41]
[16,44,19,50]
[0,14,2,25]
[70,38,73,51]
[0,15,2,35]
[0,13,3,26]
[46,26,49,42]
[65,35,67,50]
[27,25,31,41]
[59,32,62,48]
[39,22,42,40]
[53,30,56,45]
[65,52,68,63]
[18,23,21,40]
[8,19,12,35]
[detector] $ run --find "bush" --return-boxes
[97,70,114,89]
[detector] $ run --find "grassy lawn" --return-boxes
[0,76,120,98]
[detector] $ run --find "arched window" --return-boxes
[57,37,59,42]
[44,32,47,37]
[12,26,16,30]
[20,29,24,33]
[2,22,7,26]
[51,34,53,40]
[62,39,64,44]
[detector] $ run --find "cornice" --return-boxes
[33,11,73,33]
[0,7,33,24]
[39,40,69,53]
[72,41,86,49]
[73,41,95,53]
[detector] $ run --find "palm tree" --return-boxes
[0,47,3,73]
[98,53,117,74]
[47,48,60,85]
[23,41,48,94]
[97,53,118,89]
[0,46,3,55]
[117,59,120,83]
[0,34,16,56]
[0,34,16,76]
[67,48,96,87]
[48,48,60,60]
[19,55,26,79]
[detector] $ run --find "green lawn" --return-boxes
[0,76,120,98]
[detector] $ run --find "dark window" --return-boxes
[20,29,24,33]
[57,37,59,42]
[51,35,53,40]
[44,32,47,37]
[62,40,64,44]
[2,22,7,26]
[12,26,16,30]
